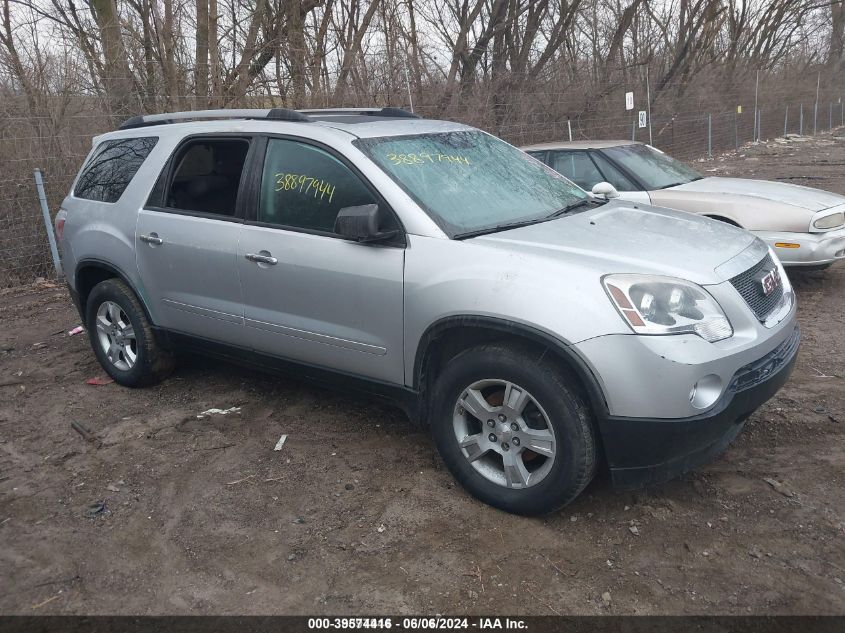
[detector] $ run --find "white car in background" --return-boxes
[523,140,845,269]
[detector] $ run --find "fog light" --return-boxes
[689,374,723,410]
[774,242,800,249]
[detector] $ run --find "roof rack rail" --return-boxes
[299,107,419,119]
[118,108,310,130]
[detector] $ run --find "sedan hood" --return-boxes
[670,176,845,212]
[470,201,760,285]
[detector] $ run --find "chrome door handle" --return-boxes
[245,253,278,265]
[139,234,163,245]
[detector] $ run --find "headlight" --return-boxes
[813,212,844,230]
[603,275,733,342]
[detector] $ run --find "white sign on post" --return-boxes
[638,110,647,128]
[625,92,634,110]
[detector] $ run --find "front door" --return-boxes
[238,137,405,384]
[135,136,251,345]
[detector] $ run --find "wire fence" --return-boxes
[1,96,843,289]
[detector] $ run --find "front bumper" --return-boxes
[756,227,845,267]
[599,324,800,488]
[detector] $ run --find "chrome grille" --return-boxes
[729,254,784,321]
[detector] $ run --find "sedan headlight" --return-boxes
[603,275,733,342]
[813,211,844,230]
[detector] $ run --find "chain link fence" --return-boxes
[1,97,843,290]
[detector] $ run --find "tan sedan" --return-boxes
[522,140,845,269]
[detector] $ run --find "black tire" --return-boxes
[85,278,174,387]
[430,342,597,515]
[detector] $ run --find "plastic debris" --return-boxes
[763,477,795,498]
[68,326,84,336]
[86,376,113,386]
[274,435,288,451]
[197,406,241,419]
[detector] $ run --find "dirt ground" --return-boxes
[1,133,844,616]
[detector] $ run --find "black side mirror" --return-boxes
[334,204,397,243]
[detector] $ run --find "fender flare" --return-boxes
[412,315,609,418]
[74,258,156,325]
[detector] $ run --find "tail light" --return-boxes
[55,210,66,241]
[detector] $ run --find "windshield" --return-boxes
[602,143,702,190]
[354,131,587,237]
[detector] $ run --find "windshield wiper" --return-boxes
[453,198,606,240]
[453,217,549,240]
[545,197,605,219]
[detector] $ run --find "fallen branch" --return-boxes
[70,421,102,449]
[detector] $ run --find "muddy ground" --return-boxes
[1,133,844,616]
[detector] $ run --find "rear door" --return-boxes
[237,136,406,383]
[135,135,253,345]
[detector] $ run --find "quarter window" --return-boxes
[259,139,378,233]
[74,137,158,203]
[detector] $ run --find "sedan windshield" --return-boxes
[602,143,702,190]
[354,131,587,237]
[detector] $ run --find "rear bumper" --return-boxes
[756,227,845,267]
[600,324,800,488]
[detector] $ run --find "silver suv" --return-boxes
[56,108,800,515]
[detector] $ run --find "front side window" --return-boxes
[74,137,158,203]
[355,131,586,237]
[259,139,378,233]
[590,152,637,192]
[163,138,249,217]
[602,144,702,190]
[550,151,603,190]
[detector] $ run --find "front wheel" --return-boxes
[430,343,597,515]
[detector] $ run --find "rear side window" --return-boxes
[74,137,158,203]
[161,138,249,217]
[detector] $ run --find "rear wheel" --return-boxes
[430,343,597,515]
[85,279,174,387]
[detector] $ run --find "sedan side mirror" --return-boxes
[591,182,620,199]
[334,204,398,243]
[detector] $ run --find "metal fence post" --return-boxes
[757,109,762,142]
[734,111,739,152]
[707,114,712,158]
[830,102,833,131]
[632,118,636,141]
[567,119,572,141]
[33,168,62,277]
[799,104,804,135]
[784,105,789,137]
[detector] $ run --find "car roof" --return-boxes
[94,108,473,144]
[521,139,642,151]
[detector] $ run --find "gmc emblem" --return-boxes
[760,269,780,296]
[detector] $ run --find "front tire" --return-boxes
[85,278,174,387]
[430,343,596,515]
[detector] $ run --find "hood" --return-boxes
[669,176,845,212]
[470,201,760,285]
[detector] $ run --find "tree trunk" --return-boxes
[196,0,209,104]
[90,0,135,118]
